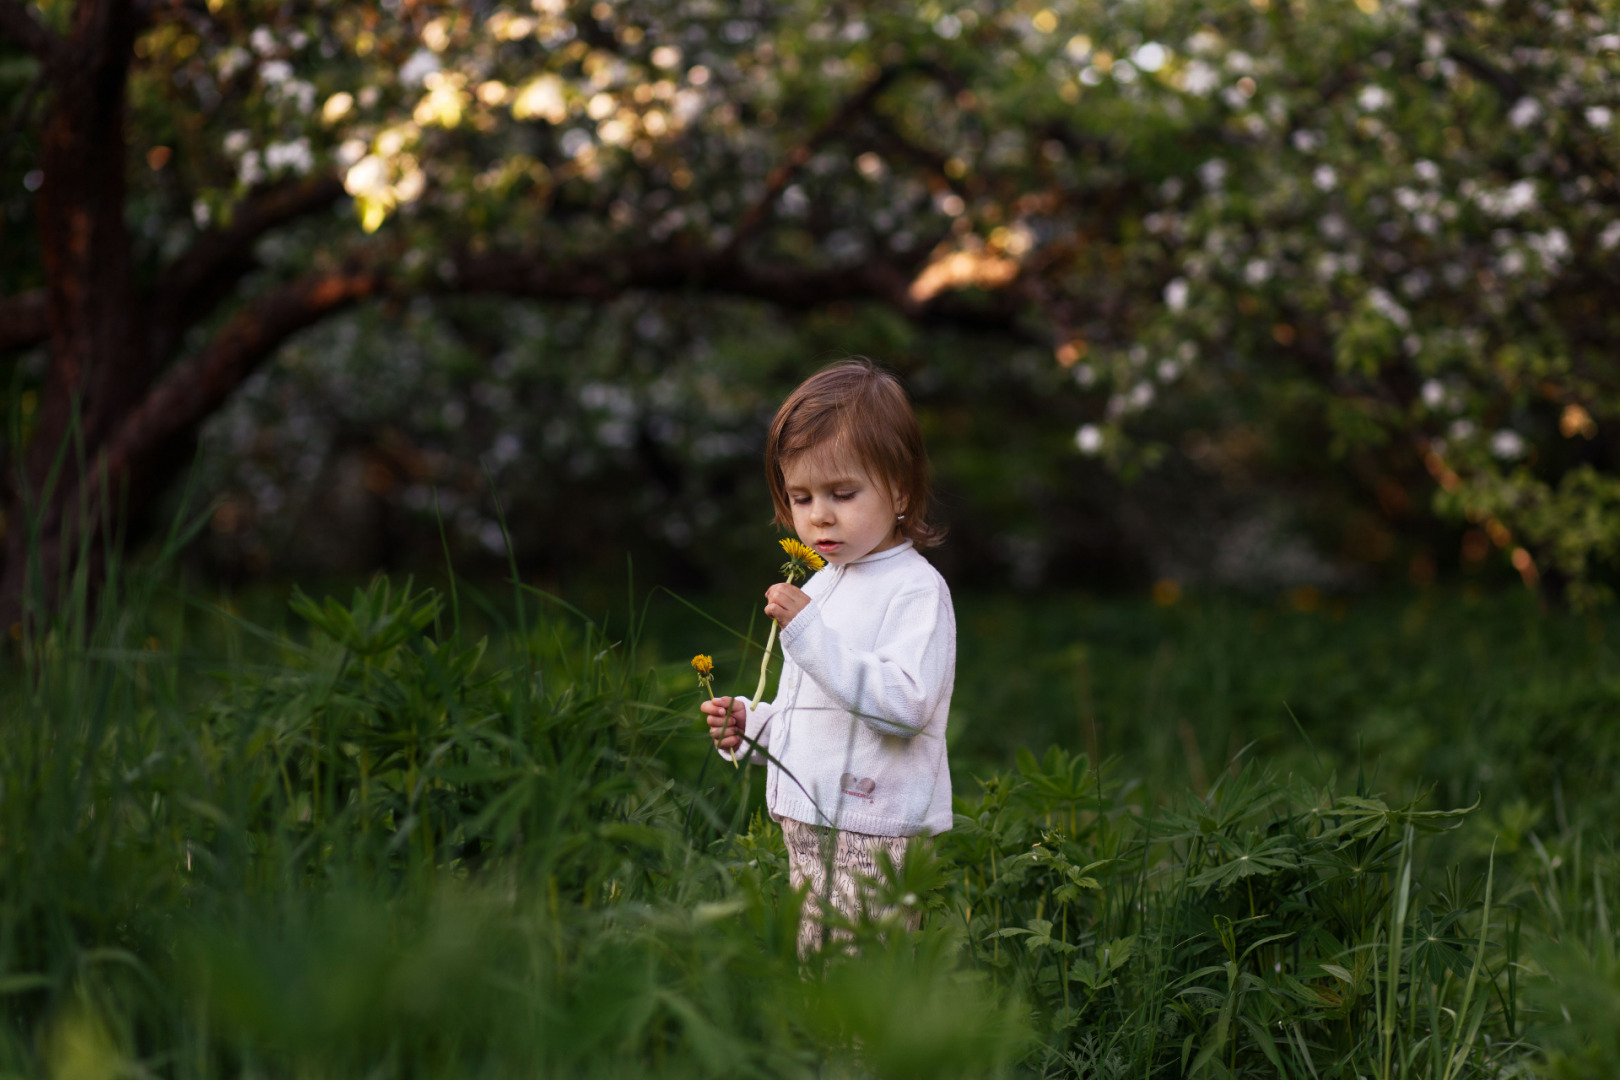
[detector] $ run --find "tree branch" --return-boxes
[451,243,1052,343]
[1444,44,1524,103]
[724,64,910,255]
[102,267,382,481]
[150,175,347,358]
[101,239,1029,509]
[0,0,67,71]
[451,246,925,314]
[0,289,48,353]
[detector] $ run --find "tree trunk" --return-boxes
[0,0,139,635]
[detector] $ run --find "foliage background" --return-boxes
[5,0,1617,601]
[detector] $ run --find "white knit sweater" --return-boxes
[732,540,956,837]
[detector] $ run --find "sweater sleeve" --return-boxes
[714,694,774,765]
[777,584,951,739]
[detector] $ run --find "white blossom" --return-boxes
[559,129,593,158]
[1367,287,1411,329]
[322,92,355,124]
[343,155,389,198]
[1198,158,1227,189]
[217,46,251,80]
[1076,424,1104,455]
[512,75,568,123]
[259,60,292,85]
[1527,228,1570,269]
[399,49,441,87]
[1182,61,1218,96]
[1134,42,1168,72]
[1508,96,1543,128]
[237,149,263,186]
[1357,84,1391,111]
[1474,180,1537,218]
[337,139,367,167]
[1490,429,1526,460]
[1312,165,1337,191]
[277,79,316,115]
[264,137,313,175]
[1164,277,1189,312]
[781,185,810,216]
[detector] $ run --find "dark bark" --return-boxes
[149,176,347,362]
[104,267,384,481]
[0,0,138,631]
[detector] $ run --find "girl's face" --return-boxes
[781,448,904,567]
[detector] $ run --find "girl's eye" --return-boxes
[791,496,810,506]
[834,491,856,501]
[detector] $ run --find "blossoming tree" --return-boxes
[1,0,1618,615]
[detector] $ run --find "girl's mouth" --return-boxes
[814,540,842,553]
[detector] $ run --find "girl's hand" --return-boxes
[702,696,747,752]
[764,583,810,628]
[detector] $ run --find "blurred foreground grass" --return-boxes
[2,572,1617,1078]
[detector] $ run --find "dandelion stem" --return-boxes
[698,672,737,769]
[752,619,780,711]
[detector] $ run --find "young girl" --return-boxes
[702,359,956,955]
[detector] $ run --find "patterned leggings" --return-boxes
[781,817,924,957]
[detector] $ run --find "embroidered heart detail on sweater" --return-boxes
[839,773,876,799]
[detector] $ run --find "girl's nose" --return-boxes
[810,498,834,525]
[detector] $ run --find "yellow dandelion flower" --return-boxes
[691,652,735,766]
[778,537,826,582]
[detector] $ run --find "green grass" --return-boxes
[1,570,1616,1078]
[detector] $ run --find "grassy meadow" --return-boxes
[2,563,1617,1079]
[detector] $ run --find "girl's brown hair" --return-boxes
[764,358,944,549]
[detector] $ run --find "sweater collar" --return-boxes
[847,538,914,567]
